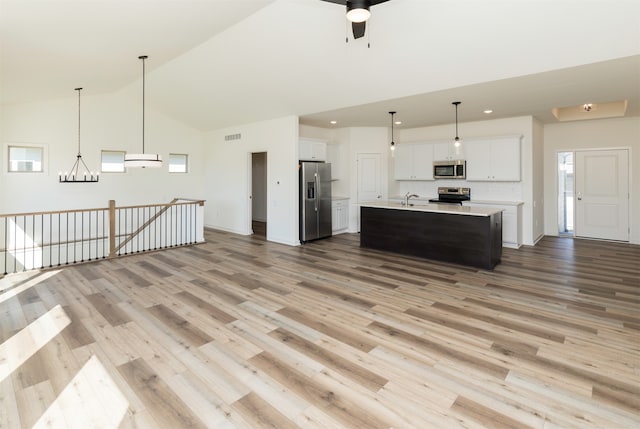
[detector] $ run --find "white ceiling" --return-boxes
[1,0,639,132]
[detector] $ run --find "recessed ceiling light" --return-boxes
[483,109,493,114]
[394,121,402,125]
[330,120,337,124]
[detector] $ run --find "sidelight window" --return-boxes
[557,151,574,235]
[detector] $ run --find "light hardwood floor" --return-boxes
[0,229,638,428]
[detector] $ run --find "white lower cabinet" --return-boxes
[463,201,523,248]
[332,199,349,234]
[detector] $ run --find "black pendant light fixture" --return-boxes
[59,88,99,183]
[389,111,396,154]
[124,55,162,168]
[452,101,462,148]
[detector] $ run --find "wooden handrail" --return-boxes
[0,207,108,219]
[0,199,205,218]
[114,199,205,211]
[112,198,180,254]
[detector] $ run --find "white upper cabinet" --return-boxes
[433,141,464,161]
[299,139,327,161]
[465,135,522,181]
[325,143,339,179]
[394,143,434,180]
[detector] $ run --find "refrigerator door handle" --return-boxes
[314,173,319,211]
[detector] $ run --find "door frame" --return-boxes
[247,151,268,236]
[558,146,631,242]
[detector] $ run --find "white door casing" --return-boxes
[575,149,629,241]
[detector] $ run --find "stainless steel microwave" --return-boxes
[433,160,466,179]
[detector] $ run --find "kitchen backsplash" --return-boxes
[393,180,523,202]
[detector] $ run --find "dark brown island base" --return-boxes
[360,202,503,270]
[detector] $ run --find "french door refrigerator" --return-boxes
[299,162,332,243]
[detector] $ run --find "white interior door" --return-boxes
[356,153,383,231]
[575,149,629,241]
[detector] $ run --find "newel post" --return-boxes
[108,200,116,258]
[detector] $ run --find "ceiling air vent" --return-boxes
[224,133,242,142]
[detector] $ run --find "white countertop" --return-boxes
[465,200,524,206]
[332,196,349,201]
[389,196,523,206]
[360,201,503,217]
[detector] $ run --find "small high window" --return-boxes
[8,145,43,172]
[169,153,188,173]
[101,150,126,173]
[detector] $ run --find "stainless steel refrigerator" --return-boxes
[299,162,332,243]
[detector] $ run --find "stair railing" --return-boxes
[0,198,205,276]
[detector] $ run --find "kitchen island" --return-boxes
[360,202,503,269]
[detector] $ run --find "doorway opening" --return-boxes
[557,151,574,236]
[251,152,267,237]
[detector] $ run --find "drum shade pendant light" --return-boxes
[452,101,462,148]
[389,111,396,156]
[59,88,99,183]
[124,55,162,168]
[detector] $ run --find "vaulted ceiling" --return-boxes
[1,0,639,132]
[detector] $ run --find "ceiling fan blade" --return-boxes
[319,0,347,4]
[352,21,366,39]
[370,0,390,4]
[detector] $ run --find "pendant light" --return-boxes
[124,55,162,168]
[59,88,99,183]
[452,101,462,148]
[389,111,396,155]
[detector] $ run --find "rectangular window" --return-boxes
[8,145,43,172]
[101,150,126,173]
[169,153,188,173]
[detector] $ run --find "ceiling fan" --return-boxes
[320,0,391,39]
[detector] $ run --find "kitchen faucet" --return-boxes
[404,192,419,206]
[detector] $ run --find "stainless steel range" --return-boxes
[428,187,470,205]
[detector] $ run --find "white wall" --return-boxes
[0,92,205,213]
[543,117,639,244]
[393,116,539,245]
[204,115,299,245]
[532,118,545,242]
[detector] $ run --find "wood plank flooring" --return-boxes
[0,230,638,428]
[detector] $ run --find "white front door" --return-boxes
[575,149,629,241]
[356,153,383,231]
